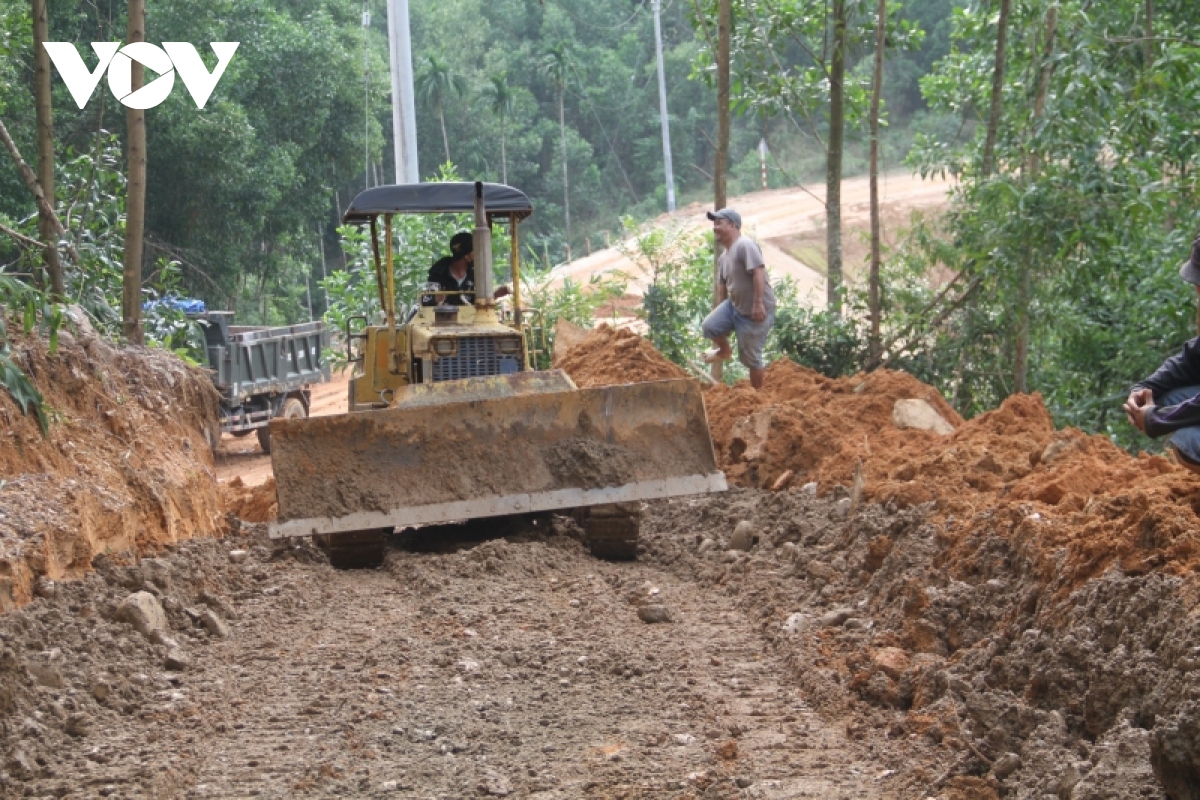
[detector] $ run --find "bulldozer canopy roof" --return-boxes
[342,183,533,224]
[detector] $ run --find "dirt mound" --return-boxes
[703,359,965,490]
[0,322,225,609]
[220,477,278,523]
[555,324,689,388]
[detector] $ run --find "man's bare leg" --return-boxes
[750,367,764,390]
[704,334,733,362]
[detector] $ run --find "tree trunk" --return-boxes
[558,85,570,256]
[1144,0,1154,67]
[826,0,847,314]
[1013,5,1057,395]
[867,0,886,364]
[981,0,1011,177]
[32,0,64,299]
[123,0,146,345]
[438,106,450,165]
[712,0,731,382]
[500,116,507,185]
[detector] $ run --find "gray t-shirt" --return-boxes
[720,235,776,316]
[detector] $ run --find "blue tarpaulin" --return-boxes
[143,295,206,314]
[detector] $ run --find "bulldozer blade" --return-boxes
[268,378,726,539]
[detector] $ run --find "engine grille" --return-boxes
[432,336,522,381]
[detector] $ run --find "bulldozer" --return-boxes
[267,181,726,567]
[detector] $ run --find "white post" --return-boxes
[653,0,676,212]
[387,0,420,183]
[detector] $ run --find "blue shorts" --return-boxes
[1160,385,1200,464]
[701,299,774,371]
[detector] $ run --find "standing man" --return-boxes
[701,208,775,390]
[1125,236,1200,475]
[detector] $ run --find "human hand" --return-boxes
[1124,388,1154,433]
[750,302,766,322]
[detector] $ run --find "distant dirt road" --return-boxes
[214,369,351,488]
[547,172,953,306]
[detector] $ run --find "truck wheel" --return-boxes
[582,502,641,561]
[257,397,306,454]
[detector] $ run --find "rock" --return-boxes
[735,776,755,788]
[716,739,738,760]
[800,482,818,496]
[729,520,756,551]
[481,769,512,796]
[992,751,1021,780]
[228,550,249,564]
[115,591,168,639]
[28,662,64,689]
[873,647,911,680]
[140,558,172,590]
[697,538,716,555]
[782,613,810,634]
[673,733,696,745]
[64,713,92,737]
[7,747,36,779]
[831,497,852,519]
[818,608,855,628]
[770,470,795,491]
[638,605,672,624]
[33,577,56,599]
[199,609,231,639]
[164,649,190,671]
[892,398,955,435]
[90,680,112,702]
[499,651,520,667]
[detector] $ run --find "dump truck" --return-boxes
[194,311,331,453]
[266,181,726,567]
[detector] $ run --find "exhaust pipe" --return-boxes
[473,182,494,304]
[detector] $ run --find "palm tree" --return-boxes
[540,43,571,249]
[481,72,514,185]
[414,54,467,166]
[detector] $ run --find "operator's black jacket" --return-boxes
[1132,336,1200,436]
[421,257,475,306]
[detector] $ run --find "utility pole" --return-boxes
[652,0,675,212]
[387,0,419,183]
[712,0,731,382]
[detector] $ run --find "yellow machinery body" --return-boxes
[266,182,725,561]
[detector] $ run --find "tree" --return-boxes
[123,0,146,345]
[541,42,572,253]
[867,0,886,362]
[481,72,514,185]
[31,0,63,299]
[414,54,467,166]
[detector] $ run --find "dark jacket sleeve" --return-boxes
[1133,336,1200,436]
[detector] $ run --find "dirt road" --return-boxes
[546,172,953,305]
[0,501,912,799]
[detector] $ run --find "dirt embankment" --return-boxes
[557,325,1200,797]
[0,321,224,610]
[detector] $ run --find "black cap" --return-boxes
[449,231,473,259]
[1181,235,1200,285]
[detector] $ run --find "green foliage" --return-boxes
[618,219,712,369]
[771,282,867,378]
[892,0,1200,449]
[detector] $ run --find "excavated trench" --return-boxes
[0,321,1198,798]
